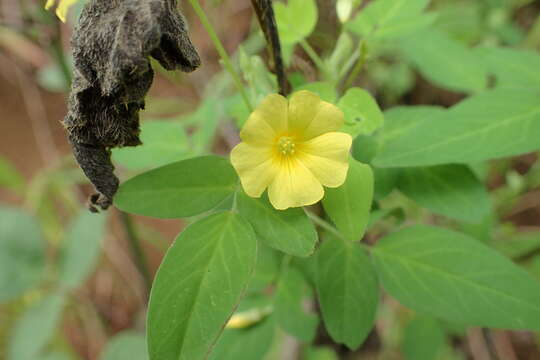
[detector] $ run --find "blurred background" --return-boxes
[1,0,540,359]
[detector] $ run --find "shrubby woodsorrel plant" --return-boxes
[3,0,539,359]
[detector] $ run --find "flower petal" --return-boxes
[298,132,352,188]
[303,101,345,140]
[268,158,324,210]
[240,94,288,145]
[56,0,78,22]
[288,90,344,140]
[45,0,56,10]
[231,142,277,198]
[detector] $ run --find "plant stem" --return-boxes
[306,210,372,251]
[343,40,368,90]
[188,0,253,111]
[118,211,152,296]
[306,211,344,240]
[300,39,328,75]
[250,0,289,95]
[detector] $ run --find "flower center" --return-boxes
[277,136,296,156]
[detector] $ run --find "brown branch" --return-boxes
[250,0,290,96]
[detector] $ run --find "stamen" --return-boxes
[277,136,296,156]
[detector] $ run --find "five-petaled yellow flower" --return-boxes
[45,0,78,23]
[231,90,352,210]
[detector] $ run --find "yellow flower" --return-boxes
[45,0,79,23]
[231,90,352,210]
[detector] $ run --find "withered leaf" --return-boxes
[64,0,200,212]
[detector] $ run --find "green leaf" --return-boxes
[433,1,482,44]
[115,156,238,218]
[0,156,24,193]
[237,192,317,257]
[351,135,378,164]
[225,94,251,128]
[478,47,540,89]
[209,318,275,360]
[0,206,45,303]
[239,50,277,105]
[373,167,400,200]
[373,13,438,40]
[188,99,222,154]
[248,244,281,293]
[101,331,148,360]
[398,29,487,93]
[147,212,257,360]
[377,106,445,146]
[316,239,378,349]
[274,268,318,342]
[274,0,318,45]
[328,32,354,72]
[346,0,430,38]
[58,211,107,289]
[295,82,338,103]
[112,121,189,170]
[372,225,540,330]
[374,89,540,167]
[397,165,491,223]
[402,316,446,360]
[338,88,384,137]
[8,294,66,360]
[322,160,373,241]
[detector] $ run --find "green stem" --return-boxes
[306,211,344,240]
[119,211,152,296]
[188,0,253,111]
[343,40,368,90]
[300,39,328,74]
[306,210,371,251]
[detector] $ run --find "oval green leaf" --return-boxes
[115,156,238,218]
[478,47,540,90]
[398,29,487,93]
[237,192,317,257]
[112,121,189,170]
[147,212,257,360]
[274,268,318,342]
[374,89,540,167]
[338,88,384,137]
[274,0,318,45]
[8,294,66,360]
[101,331,148,360]
[397,164,491,223]
[373,225,540,330]
[316,239,379,349]
[58,211,107,289]
[322,160,374,241]
[346,0,430,39]
[0,206,45,303]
